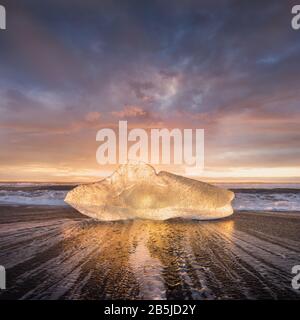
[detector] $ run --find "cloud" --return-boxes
[85,111,101,122]
[0,0,299,180]
[129,81,155,101]
[111,106,147,118]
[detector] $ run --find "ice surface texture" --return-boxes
[65,163,234,221]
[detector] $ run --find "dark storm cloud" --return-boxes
[0,0,299,178]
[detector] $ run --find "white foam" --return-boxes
[0,182,300,212]
[233,192,300,212]
[0,190,68,206]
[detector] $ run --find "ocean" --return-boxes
[0,182,300,300]
[0,182,300,212]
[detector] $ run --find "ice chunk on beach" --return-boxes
[65,163,234,221]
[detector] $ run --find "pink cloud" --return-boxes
[111,106,147,118]
[85,112,101,122]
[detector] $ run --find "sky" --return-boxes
[0,0,299,182]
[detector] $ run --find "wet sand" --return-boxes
[0,205,300,300]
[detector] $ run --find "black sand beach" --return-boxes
[0,205,300,300]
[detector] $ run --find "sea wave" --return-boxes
[0,183,300,211]
[232,191,300,211]
[0,189,69,206]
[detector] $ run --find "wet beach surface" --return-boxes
[0,205,300,300]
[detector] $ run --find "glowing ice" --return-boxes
[65,163,234,221]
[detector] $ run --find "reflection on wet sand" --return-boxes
[0,205,300,300]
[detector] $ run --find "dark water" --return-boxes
[0,205,300,300]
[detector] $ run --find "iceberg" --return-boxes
[65,162,234,221]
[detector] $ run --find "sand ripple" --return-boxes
[0,206,300,300]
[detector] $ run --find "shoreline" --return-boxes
[0,205,300,300]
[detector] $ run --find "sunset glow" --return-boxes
[0,1,299,183]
